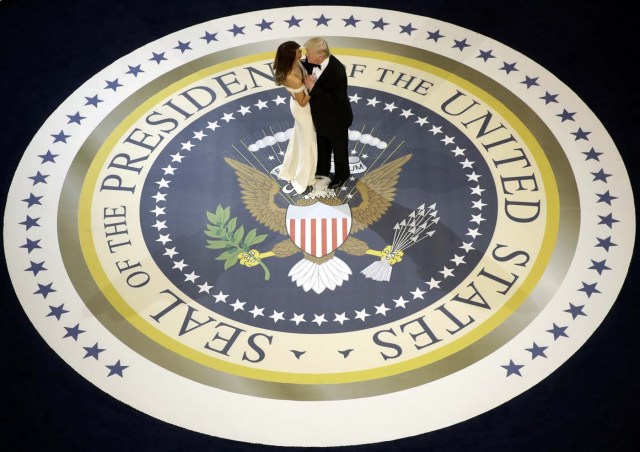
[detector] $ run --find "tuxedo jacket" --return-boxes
[304,55,353,137]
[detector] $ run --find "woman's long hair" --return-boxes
[274,41,299,86]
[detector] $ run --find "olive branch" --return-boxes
[204,205,270,279]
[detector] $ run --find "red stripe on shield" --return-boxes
[342,217,348,242]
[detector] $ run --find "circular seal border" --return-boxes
[3,5,635,447]
[63,43,565,392]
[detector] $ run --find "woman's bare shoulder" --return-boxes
[283,73,303,89]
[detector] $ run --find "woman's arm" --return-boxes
[293,89,311,107]
[285,75,311,107]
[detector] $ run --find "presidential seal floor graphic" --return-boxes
[3,6,635,446]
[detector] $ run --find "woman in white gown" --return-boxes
[274,41,318,195]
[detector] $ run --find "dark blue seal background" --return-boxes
[140,87,498,333]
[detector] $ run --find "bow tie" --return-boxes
[306,62,321,69]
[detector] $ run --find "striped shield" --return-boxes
[286,202,352,257]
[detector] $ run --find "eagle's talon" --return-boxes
[365,246,404,265]
[382,245,403,265]
[239,249,275,267]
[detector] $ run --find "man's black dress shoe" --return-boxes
[328,178,346,190]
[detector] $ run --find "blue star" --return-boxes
[540,91,558,104]
[63,323,86,341]
[174,41,192,53]
[371,18,389,30]
[85,95,103,107]
[201,31,218,43]
[591,169,612,182]
[598,213,619,228]
[477,49,495,62]
[452,38,471,51]
[22,193,43,207]
[426,29,444,42]
[501,359,524,377]
[595,236,616,251]
[557,109,576,122]
[343,15,360,27]
[149,52,167,64]
[29,171,48,185]
[228,24,245,36]
[285,15,303,28]
[83,343,106,360]
[51,130,70,143]
[105,79,122,91]
[500,62,518,74]
[34,282,56,299]
[583,147,602,161]
[38,150,58,163]
[525,342,548,359]
[546,323,568,340]
[106,360,129,377]
[21,238,42,253]
[126,64,144,77]
[47,303,69,320]
[521,76,539,88]
[564,303,587,320]
[18,215,39,230]
[25,260,47,276]
[66,112,86,125]
[579,281,601,298]
[589,259,611,275]
[571,127,591,141]
[256,19,273,31]
[596,190,617,205]
[400,23,417,35]
[314,14,331,26]
[19,215,40,229]
[19,215,40,230]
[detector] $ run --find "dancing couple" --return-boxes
[274,38,353,195]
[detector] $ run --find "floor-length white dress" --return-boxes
[278,84,318,194]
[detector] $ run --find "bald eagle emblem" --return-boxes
[206,153,439,294]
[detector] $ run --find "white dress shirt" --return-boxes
[311,56,330,80]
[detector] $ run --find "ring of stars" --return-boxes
[10,7,626,382]
[149,90,488,329]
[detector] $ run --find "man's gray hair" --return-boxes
[304,37,330,57]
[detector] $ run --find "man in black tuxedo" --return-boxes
[302,37,353,190]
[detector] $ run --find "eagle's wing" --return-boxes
[340,236,370,255]
[351,154,412,234]
[224,157,287,235]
